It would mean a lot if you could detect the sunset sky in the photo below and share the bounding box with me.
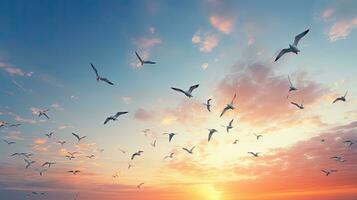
[1,0,357,199]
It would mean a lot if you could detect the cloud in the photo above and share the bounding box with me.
[209,15,234,34]
[33,138,47,145]
[134,37,162,50]
[51,102,63,111]
[8,112,36,124]
[192,32,219,53]
[328,17,357,42]
[134,108,155,121]
[201,63,209,70]
[121,96,133,104]
[4,131,24,141]
[322,8,334,21]
[0,62,33,77]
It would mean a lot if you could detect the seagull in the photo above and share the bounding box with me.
[208,129,218,142]
[11,153,20,157]
[66,155,75,160]
[131,150,144,160]
[3,139,16,145]
[164,152,175,160]
[90,63,114,85]
[232,139,239,144]
[86,155,95,159]
[163,133,177,142]
[223,119,234,133]
[203,98,212,112]
[104,111,128,125]
[72,132,86,142]
[331,156,346,162]
[112,172,120,179]
[333,91,348,104]
[35,168,47,176]
[171,84,199,98]
[248,152,260,157]
[45,132,54,138]
[291,100,304,109]
[142,129,151,136]
[150,139,156,147]
[38,109,50,119]
[67,170,81,175]
[118,148,126,154]
[137,182,145,189]
[135,51,156,66]
[67,151,78,157]
[343,140,355,148]
[57,140,66,146]
[9,123,21,127]
[220,94,236,117]
[254,133,263,140]
[274,29,310,62]
[182,146,195,154]
[42,162,56,168]
[24,159,35,169]
[321,169,338,176]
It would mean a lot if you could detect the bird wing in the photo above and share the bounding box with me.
[171,87,186,94]
[275,48,293,62]
[90,63,99,77]
[72,133,80,140]
[231,93,237,104]
[344,90,348,97]
[168,134,174,142]
[293,29,309,46]
[143,61,156,64]
[104,117,111,125]
[115,111,128,118]
[182,148,189,153]
[220,107,229,117]
[190,146,196,152]
[131,153,137,160]
[135,51,144,64]
[208,132,213,142]
[290,102,299,107]
[333,97,341,104]
[43,113,50,119]
[188,84,199,93]
[99,77,114,85]
[229,119,234,126]
[288,75,293,87]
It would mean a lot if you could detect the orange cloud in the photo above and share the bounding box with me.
[209,15,234,34]
[192,32,219,53]
[33,138,46,145]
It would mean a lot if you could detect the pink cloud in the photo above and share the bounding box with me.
[8,112,36,124]
[322,8,334,21]
[328,17,357,42]
[209,15,234,34]
[134,37,162,50]
[0,62,33,77]
[192,32,219,53]
[134,108,155,121]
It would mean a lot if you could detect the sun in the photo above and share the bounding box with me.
[196,184,223,200]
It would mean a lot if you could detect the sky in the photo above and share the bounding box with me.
[0,0,357,199]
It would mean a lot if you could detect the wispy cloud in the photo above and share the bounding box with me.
[209,15,234,34]
[0,62,33,77]
[328,17,357,42]
[192,31,219,53]
[134,108,156,121]
[8,112,36,124]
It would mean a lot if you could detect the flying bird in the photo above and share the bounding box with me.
[150,139,156,147]
[164,152,174,160]
[3,140,16,145]
[232,139,239,144]
[203,98,212,112]
[57,140,66,146]
[274,29,310,62]
[291,101,304,109]
[45,132,54,138]
[208,129,218,142]
[163,133,177,142]
[104,111,128,125]
[66,155,75,160]
[72,133,86,142]
[67,170,80,175]
[220,94,236,117]
[333,91,348,104]
[254,133,263,140]
[90,63,114,85]
[343,140,355,148]
[182,146,195,154]
[331,156,346,162]
[171,84,199,98]
[248,152,260,157]
[38,109,50,119]
[42,162,56,168]
[24,159,35,169]
[131,150,144,160]
[223,119,234,133]
[321,169,338,176]
[86,155,95,159]
[137,182,145,189]
[67,151,78,157]
[135,51,156,66]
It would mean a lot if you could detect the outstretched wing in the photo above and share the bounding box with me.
[115,111,128,118]
[288,75,293,87]
[293,29,309,46]
[332,97,341,104]
[275,48,293,62]
[104,117,111,125]
[229,119,234,126]
[72,133,80,141]
[143,61,156,64]
[90,63,99,77]
[290,102,299,107]
[43,113,50,119]
[220,107,229,117]
[231,93,237,104]
[182,147,189,153]
[135,51,144,65]
[188,84,199,93]
[344,90,348,97]
[99,77,114,85]
[171,87,186,94]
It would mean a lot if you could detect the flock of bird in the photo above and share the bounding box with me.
[0,28,355,199]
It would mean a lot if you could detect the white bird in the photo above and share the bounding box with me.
[57,140,66,146]
[291,100,304,109]
[67,151,78,157]
[131,150,144,160]
[3,139,16,145]
[24,159,35,169]
[135,51,156,66]
[223,119,234,133]
[90,63,114,85]
[150,139,156,147]
[203,98,212,112]
[333,91,348,104]
[104,112,128,125]
[274,29,310,62]
[42,162,56,168]
[67,170,80,175]
[207,129,218,142]
[137,182,145,189]
[171,84,199,98]
[163,133,177,142]
[35,168,47,176]
[331,156,346,162]
[72,133,86,142]
[254,133,263,140]
[321,169,338,176]
[343,140,355,148]
[248,152,260,157]
[45,132,54,138]
[38,109,50,119]
[220,94,236,117]
[182,146,195,154]
[164,152,174,160]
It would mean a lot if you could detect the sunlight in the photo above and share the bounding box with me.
[196,184,223,200]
